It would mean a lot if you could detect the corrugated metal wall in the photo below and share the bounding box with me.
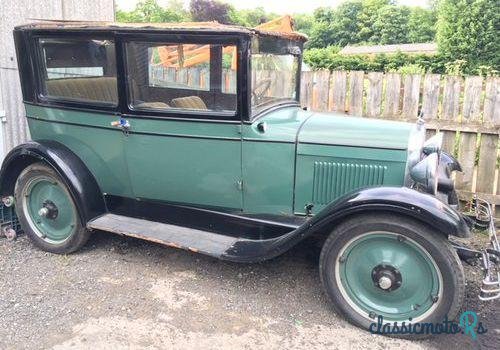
[0,0,115,160]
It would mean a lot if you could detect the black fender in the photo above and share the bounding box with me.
[222,187,471,263]
[0,140,105,224]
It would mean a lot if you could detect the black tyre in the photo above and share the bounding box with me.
[319,213,465,339]
[14,162,90,254]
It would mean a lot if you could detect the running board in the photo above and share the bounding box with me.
[87,214,239,257]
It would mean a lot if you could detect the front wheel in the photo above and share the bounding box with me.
[14,162,90,254]
[319,213,465,338]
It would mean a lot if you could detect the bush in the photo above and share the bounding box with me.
[303,47,497,76]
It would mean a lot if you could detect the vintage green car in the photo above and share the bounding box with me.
[1,21,498,337]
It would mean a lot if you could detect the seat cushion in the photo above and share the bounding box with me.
[170,96,207,110]
[135,101,170,109]
[45,77,118,103]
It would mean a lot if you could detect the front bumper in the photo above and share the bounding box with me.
[456,197,500,301]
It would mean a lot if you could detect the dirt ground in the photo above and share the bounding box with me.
[0,231,498,350]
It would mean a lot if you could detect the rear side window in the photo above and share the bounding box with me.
[125,41,237,116]
[37,38,118,106]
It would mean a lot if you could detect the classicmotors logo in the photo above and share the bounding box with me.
[369,311,488,339]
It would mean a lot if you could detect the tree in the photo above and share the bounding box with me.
[115,0,189,23]
[189,0,233,24]
[328,1,364,46]
[356,0,392,43]
[308,2,363,48]
[371,5,410,44]
[230,7,277,27]
[407,7,437,43]
[292,13,314,37]
[437,0,499,71]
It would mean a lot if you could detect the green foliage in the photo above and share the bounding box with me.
[116,0,189,23]
[292,13,315,38]
[229,7,278,27]
[437,0,499,71]
[407,6,436,43]
[372,5,410,44]
[392,64,426,75]
[304,47,449,73]
[444,59,467,76]
[190,0,233,24]
[356,0,392,43]
[306,0,438,48]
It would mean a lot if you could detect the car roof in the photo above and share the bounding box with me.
[15,20,308,42]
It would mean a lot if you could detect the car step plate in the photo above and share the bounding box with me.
[87,214,238,257]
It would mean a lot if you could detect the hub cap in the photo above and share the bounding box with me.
[22,176,77,244]
[335,232,442,322]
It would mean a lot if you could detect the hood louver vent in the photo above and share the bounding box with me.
[312,162,387,205]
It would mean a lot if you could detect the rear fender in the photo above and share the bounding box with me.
[0,140,105,224]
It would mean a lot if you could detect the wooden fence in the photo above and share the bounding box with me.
[300,70,500,214]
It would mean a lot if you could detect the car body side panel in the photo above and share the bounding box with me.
[25,104,133,198]
[294,144,408,214]
[242,107,311,214]
[124,118,243,210]
[298,112,413,149]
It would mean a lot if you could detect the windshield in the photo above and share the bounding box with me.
[251,39,300,116]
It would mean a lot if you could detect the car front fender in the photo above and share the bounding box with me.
[308,186,471,239]
[223,186,471,263]
[0,140,105,224]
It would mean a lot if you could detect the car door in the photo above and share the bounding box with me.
[119,34,243,211]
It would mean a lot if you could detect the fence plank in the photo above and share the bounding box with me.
[484,77,500,126]
[441,76,461,157]
[402,74,421,120]
[455,132,477,191]
[476,134,498,194]
[462,76,483,122]
[442,76,461,120]
[421,74,441,121]
[441,131,457,155]
[300,71,314,109]
[383,73,401,118]
[313,70,330,111]
[366,72,383,118]
[330,70,347,113]
[348,71,364,116]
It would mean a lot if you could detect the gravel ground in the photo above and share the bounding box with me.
[0,230,498,350]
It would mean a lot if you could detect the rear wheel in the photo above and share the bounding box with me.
[319,213,465,338]
[14,163,90,254]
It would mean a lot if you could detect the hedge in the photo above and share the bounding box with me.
[303,47,498,76]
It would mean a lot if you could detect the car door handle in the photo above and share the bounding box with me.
[111,118,130,135]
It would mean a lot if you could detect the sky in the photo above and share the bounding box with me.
[116,0,430,14]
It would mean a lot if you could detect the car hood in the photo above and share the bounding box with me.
[297,111,414,150]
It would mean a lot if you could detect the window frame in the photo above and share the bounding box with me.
[119,33,246,122]
[32,31,120,112]
[247,37,303,123]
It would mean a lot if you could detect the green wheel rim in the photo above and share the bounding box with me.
[22,175,77,244]
[335,232,442,322]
